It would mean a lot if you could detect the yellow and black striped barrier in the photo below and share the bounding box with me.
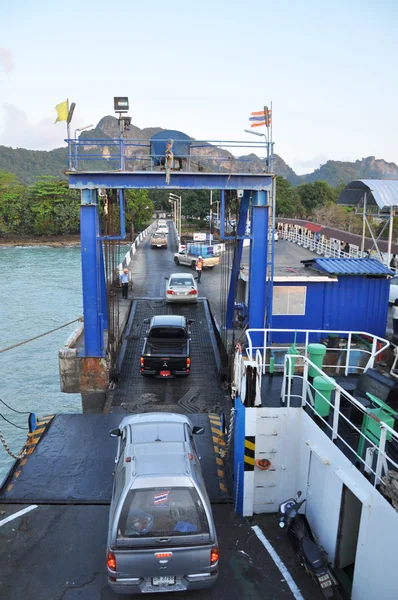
[209,414,229,494]
[244,436,255,471]
[6,416,54,493]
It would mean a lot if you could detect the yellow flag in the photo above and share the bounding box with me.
[54,100,68,123]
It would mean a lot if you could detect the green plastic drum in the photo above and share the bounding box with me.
[313,375,335,418]
[308,343,327,378]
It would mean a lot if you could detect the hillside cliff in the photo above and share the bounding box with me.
[0,116,396,187]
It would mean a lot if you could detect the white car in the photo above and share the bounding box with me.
[389,276,398,303]
[157,224,168,235]
[165,273,198,303]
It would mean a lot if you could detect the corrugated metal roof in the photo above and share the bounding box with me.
[338,179,398,209]
[301,257,394,275]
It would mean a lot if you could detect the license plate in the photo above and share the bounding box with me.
[160,370,171,377]
[157,244,162,247]
[152,576,175,586]
[319,575,332,588]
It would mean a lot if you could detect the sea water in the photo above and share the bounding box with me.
[0,245,126,484]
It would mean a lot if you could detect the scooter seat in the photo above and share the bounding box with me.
[301,537,326,571]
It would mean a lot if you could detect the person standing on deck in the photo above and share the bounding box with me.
[195,255,204,283]
[393,299,398,335]
[120,267,129,299]
[390,254,398,271]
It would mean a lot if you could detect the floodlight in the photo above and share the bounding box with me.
[114,97,129,112]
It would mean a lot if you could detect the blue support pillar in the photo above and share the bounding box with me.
[220,190,225,239]
[99,241,108,330]
[248,191,269,346]
[80,189,106,357]
[226,191,250,327]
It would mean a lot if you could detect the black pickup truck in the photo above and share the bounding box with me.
[140,315,194,378]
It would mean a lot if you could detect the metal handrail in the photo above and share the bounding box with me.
[245,328,389,376]
[282,353,398,488]
[66,137,273,173]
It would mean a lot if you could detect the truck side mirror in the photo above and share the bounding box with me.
[164,276,169,280]
[143,318,150,324]
[188,319,196,324]
[192,426,204,435]
[110,428,121,438]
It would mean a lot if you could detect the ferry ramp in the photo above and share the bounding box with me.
[0,225,326,600]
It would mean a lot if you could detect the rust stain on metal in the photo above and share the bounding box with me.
[80,357,109,392]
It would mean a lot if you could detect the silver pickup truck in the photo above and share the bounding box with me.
[174,250,220,269]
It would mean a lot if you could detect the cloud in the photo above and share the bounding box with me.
[291,154,329,175]
[0,103,68,150]
[0,48,14,74]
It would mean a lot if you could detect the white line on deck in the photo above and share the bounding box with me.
[251,525,305,600]
[0,505,38,527]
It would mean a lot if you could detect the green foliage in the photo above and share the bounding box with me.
[0,146,68,185]
[275,176,296,217]
[293,180,338,217]
[0,171,80,236]
[28,177,80,235]
[182,190,215,219]
[0,170,30,234]
[125,189,154,232]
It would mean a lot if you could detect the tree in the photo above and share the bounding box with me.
[28,176,80,235]
[294,180,338,216]
[124,189,154,232]
[0,170,30,235]
[275,176,296,217]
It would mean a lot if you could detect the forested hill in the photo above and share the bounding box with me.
[0,146,67,185]
[1,117,397,186]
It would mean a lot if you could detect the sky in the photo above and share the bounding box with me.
[0,0,397,175]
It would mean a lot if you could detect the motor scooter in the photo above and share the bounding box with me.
[279,491,338,598]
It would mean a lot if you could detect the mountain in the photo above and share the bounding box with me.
[0,146,68,185]
[0,116,397,187]
[301,156,398,187]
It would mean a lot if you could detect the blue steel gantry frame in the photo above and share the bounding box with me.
[70,171,273,358]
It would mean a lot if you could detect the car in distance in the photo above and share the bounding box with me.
[174,249,220,269]
[165,273,198,303]
[151,231,168,249]
[157,222,169,235]
[106,412,219,595]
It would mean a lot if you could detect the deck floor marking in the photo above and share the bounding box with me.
[251,525,305,600]
[0,505,38,527]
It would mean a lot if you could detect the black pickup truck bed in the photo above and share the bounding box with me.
[140,315,193,378]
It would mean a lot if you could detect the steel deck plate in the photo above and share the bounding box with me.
[0,413,230,503]
[112,298,230,414]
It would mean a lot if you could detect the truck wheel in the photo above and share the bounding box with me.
[174,257,180,265]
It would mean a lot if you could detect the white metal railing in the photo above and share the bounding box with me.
[280,230,397,268]
[282,353,398,489]
[281,231,355,258]
[245,328,389,377]
[117,221,158,273]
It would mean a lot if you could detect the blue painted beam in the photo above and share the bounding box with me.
[99,241,108,331]
[68,171,273,191]
[80,190,106,357]
[226,191,250,327]
[248,192,269,345]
